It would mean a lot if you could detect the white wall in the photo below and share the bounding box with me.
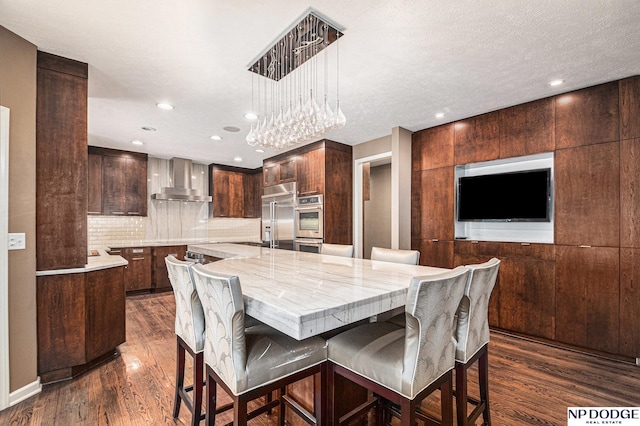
[364,163,391,258]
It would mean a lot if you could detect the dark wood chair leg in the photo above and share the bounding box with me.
[279,386,286,426]
[441,372,454,426]
[478,348,491,425]
[235,395,249,425]
[314,368,327,426]
[192,352,204,426]
[400,398,415,426]
[206,368,217,426]
[173,339,186,418]
[456,362,468,426]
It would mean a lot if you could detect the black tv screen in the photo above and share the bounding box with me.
[457,168,551,222]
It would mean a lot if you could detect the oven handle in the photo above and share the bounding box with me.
[295,206,323,211]
[295,239,324,246]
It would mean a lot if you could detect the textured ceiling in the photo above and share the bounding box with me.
[1,0,639,168]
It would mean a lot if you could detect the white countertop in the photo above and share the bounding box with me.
[193,244,448,340]
[36,249,128,276]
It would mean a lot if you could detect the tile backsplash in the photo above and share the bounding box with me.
[87,216,146,248]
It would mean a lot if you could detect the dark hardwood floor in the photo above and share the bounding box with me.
[1,292,639,425]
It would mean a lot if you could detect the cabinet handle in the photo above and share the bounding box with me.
[88,211,102,214]
[579,245,592,248]
[127,212,140,215]
[471,240,479,244]
[520,242,531,246]
[110,250,122,255]
[431,239,439,242]
[299,191,319,195]
[111,211,125,215]
[132,257,146,261]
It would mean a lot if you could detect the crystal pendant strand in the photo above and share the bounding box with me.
[246,12,345,151]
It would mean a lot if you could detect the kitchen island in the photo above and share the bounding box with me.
[187,243,447,339]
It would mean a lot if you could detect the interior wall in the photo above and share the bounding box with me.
[391,127,413,249]
[0,26,38,393]
[364,164,391,258]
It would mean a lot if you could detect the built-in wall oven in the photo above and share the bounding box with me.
[294,194,323,253]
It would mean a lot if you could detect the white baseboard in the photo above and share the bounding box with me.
[9,377,41,406]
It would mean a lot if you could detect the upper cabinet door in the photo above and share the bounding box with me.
[620,76,640,141]
[101,155,127,215]
[454,111,500,165]
[499,97,555,158]
[554,142,620,247]
[88,153,103,215]
[297,148,325,195]
[125,157,147,216]
[555,82,619,149]
[412,123,454,171]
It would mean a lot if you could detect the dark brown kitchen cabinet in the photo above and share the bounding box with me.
[412,123,455,171]
[297,148,325,196]
[555,81,620,149]
[554,142,620,247]
[499,97,555,158]
[263,157,297,186]
[414,167,454,241]
[621,138,640,248]
[496,243,556,340]
[152,245,187,292]
[620,76,640,140]
[620,248,640,357]
[110,247,152,293]
[88,146,148,216]
[555,245,619,354]
[88,153,103,215]
[36,51,88,271]
[412,239,454,269]
[37,266,125,383]
[210,165,262,218]
[454,110,500,165]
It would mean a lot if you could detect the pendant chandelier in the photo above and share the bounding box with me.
[246,9,345,151]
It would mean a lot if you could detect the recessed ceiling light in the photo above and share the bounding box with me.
[131,140,143,146]
[223,126,241,133]
[156,103,174,110]
[141,126,156,131]
[210,135,222,141]
[233,156,243,162]
[435,112,445,119]
[255,148,265,153]
[549,79,564,87]
[244,112,258,120]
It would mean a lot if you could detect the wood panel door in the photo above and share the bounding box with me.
[125,157,147,216]
[454,111,500,165]
[123,247,152,292]
[85,267,126,360]
[620,75,640,140]
[228,171,244,217]
[88,153,103,215]
[36,52,88,270]
[412,123,455,171]
[555,81,619,149]
[212,169,230,217]
[412,239,454,269]
[554,142,620,247]
[102,155,127,215]
[243,172,262,218]
[499,97,555,158]
[620,248,640,357]
[416,167,454,241]
[555,245,619,354]
[297,148,325,196]
[497,244,556,340]
[621,138,640,248]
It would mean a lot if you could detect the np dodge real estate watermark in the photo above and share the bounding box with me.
[568,407,640,425]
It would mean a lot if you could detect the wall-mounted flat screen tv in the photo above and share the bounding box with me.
[457,168,551,222]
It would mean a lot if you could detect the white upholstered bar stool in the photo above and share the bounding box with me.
[370,246,420,265]
[191,264,328,426]
[165,255,206,426]
[327,266,471,426]
[455,258,500,426]
[321,243,354,258]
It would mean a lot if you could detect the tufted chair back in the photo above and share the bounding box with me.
[191,264,248,395]
[165,255,205,353]
[370,246,420,265]
[402,266,470,397]
[455,258,500,363]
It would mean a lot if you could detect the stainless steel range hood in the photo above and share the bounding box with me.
[151,158,212,202]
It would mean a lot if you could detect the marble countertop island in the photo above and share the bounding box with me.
[189,244,447,340]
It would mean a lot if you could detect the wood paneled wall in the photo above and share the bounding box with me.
[412,75,640,359]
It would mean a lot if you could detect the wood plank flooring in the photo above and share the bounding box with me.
[1,292,639,425]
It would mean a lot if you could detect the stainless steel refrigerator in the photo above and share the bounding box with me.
[262,182,296,250]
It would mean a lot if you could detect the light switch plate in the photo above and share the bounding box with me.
[8,233,26,250]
